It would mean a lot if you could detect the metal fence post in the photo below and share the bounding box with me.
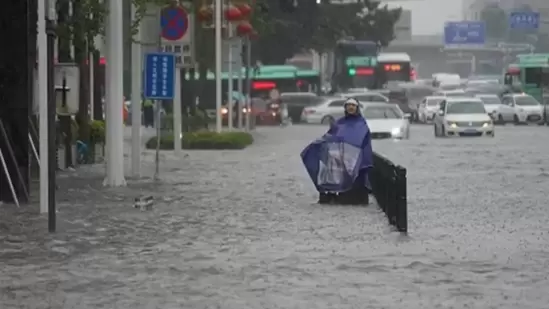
[395,166,407,233]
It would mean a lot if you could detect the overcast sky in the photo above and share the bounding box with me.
[385,0,464,35]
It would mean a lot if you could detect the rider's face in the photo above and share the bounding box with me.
[345,104,357,114]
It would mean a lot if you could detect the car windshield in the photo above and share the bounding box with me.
[427,98,442,106]
[363,106,402,119]
[515,96,540,106]
[478,96,501,105]
[445,92,466,97]
[446,101,486,114]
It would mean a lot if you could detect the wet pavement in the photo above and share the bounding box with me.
[1,124,549,309]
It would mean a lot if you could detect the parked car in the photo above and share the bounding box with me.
[337,91,389,104]
[497,94,544,125]
[361,103,410,139]
[474,94,502,121]
[434,89,468,97]
[280,92,322,123]
[300,97,363,124]
[418,96,444,123]
[433,97,494,137]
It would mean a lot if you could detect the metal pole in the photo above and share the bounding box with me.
[104,0,126,186]
[237,38,243,129]
[131,3,142,176]
[155,100,161,179]
[173,69,182,155]
[245,37,251,131]
[89,52,94,120]
[38,0,49,214]
[0,149,19,208]
[61,76,72,168]
[46,16,57,233]
[215,0,223,133]
[227,24,234,131]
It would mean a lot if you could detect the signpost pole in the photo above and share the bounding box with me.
[104,0,126,187]
[237,38,243,129]
[131,2,142,177]
[215,0,223,133]
[143,53,175,179]
[173,68,182,155]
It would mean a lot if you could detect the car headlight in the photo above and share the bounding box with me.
[518,108,525,112]
[391,127,402,136]
[482,121,492,127]
[448,122,457,128]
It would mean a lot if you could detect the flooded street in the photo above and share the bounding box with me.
[1,124,549,309]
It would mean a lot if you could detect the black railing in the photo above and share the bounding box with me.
[370,152,407,233]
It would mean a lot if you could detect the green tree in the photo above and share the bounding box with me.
[480,3,507,40]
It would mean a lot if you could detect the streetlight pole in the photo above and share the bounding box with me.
[215,0,223,133]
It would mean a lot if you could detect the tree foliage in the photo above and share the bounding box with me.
[251,0,402,64]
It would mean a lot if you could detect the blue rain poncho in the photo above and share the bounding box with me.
[301,110,373,193]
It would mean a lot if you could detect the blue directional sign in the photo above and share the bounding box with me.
[444,21,486,45]
[144,53,175,100]
[509,12,539,30]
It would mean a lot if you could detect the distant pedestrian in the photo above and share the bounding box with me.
[143,98,154,127]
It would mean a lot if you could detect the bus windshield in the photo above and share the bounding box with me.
[378,62,411,83]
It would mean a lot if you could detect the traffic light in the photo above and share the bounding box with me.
[348,68,356,75]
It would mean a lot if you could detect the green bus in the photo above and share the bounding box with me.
[183,65,320,108]
[504,53,549,103]
[331,40,379,91]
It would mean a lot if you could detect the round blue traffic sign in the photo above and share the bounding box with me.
[160,6,189,41]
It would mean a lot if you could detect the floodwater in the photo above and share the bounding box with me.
[1,125,548,309]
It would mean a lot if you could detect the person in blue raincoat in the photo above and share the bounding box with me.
[301,98,373,204]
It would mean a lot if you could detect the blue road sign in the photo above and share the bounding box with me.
[444,21,486,45]
[144,53,175,100]
[509,12,539,29]
[160,6,189,41]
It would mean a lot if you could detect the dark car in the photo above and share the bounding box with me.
[396,83,436,122]
[280,92,323,123]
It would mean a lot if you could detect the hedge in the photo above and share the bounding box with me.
[145,131,254,150]
[161,110,211,132]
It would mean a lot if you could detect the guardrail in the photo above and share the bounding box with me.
[370,152,408,233]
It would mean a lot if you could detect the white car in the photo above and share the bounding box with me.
[301,97,365,124]
[434,89,467,97]
[418,96,444,123]
[338,92,389,104]
[497,94,544,124]
[433,97,494,137]
[362,103,410,139]
[474,94,502,120]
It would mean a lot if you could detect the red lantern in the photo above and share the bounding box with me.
[225,5,242,21]
[236,4,252,18]
[198,6,213,22]
[236,21,253,36]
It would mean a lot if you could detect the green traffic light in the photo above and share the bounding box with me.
[348,68,356,75]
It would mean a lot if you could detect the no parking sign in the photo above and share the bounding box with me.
[160,5,195,68]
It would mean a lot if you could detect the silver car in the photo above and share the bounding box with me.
[300,97,364,124]
[418,96,444,123]
[474,94,502,121]
[337,92,389,104]
[433,97,494,137]
[362,103,410,139]
[498,94,544,124]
